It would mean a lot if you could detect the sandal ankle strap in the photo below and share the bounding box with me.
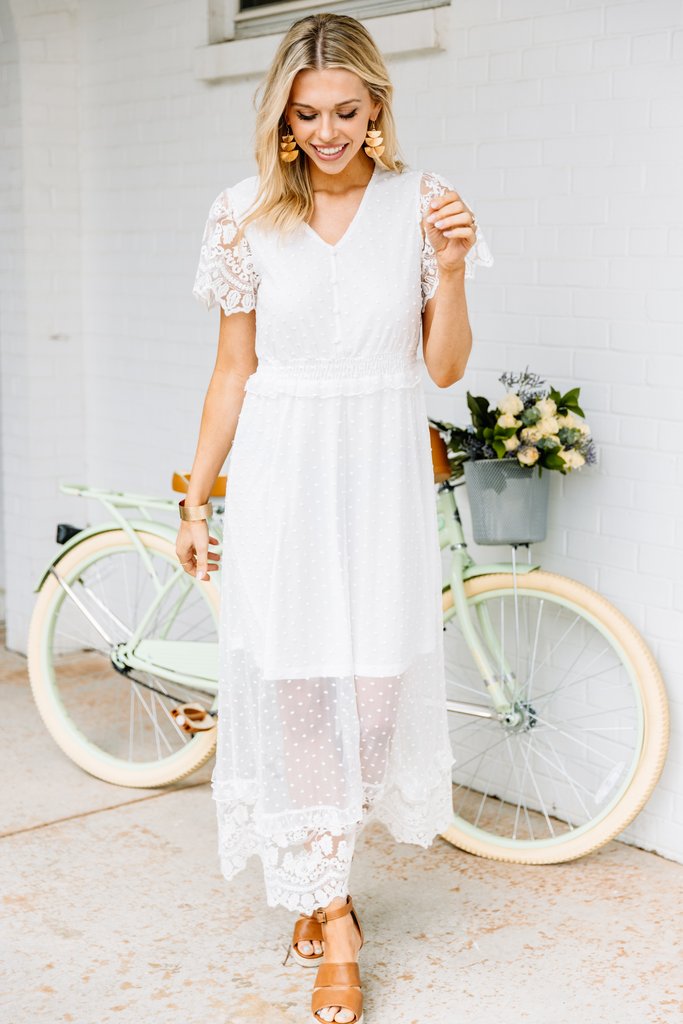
[313,894,354,925]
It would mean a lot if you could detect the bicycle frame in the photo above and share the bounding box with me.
[437,480,541,718]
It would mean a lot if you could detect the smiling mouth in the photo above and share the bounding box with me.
[311,143,348,155]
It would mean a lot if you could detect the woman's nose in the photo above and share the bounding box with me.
[317,118,338,140]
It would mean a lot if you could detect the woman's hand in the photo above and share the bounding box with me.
[422,189,477,274]
[175,519,221,581]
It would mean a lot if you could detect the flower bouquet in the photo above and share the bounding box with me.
[429,368,596,480]
[429,369,597,545]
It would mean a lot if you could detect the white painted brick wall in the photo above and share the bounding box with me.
[0,0,681,860]
[424,0,683,863]
[0,0,87,646]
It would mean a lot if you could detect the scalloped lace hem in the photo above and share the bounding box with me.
[192,281,256,317]
[211,758,455,913]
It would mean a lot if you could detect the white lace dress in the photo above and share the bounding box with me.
[192,164,493,914]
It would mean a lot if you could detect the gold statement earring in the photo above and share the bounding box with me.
[279,121,299,162]
[364,119,384,158]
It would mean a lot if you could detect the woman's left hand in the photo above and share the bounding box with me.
[422,190,477,274]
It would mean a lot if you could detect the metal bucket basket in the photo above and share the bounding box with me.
[463,458,550,545]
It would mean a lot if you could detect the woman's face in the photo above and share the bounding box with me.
[284,67,381,175]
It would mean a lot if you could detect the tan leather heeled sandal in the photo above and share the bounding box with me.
[310,895,364,1024]
[286,912,325,967]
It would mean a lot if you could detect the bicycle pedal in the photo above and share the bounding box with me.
[170,703,216,733]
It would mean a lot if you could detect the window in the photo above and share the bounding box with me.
[196,0,450,82]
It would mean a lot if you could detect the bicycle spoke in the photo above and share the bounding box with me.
[529,709,631,769]
[522,610,583,683]
[523,598,544,701]
[447,716,488,736]
[130,681,175,756]
[555,706,636,725]
[452,730,514,786]
[507,733,536,840]
[531,650,619,706]
[443,670,493,701]
[528,734,590,824]
[516,734,557,837]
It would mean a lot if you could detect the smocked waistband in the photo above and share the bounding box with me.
[243,353,422,398]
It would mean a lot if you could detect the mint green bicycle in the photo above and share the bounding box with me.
[28,435,669,863]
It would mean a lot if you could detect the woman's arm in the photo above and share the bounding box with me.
[176,307,257,580]
[419,180,479,389]
[421,264,472,388]
[186,307,257,504]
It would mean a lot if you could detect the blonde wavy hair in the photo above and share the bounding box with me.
[237,12,407,241]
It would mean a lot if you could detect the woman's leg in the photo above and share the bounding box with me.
[294,831,352,958]
[267,676,359,925]
[295,676,400,1020]
[355,672,402,806]
[269,671,399,1020]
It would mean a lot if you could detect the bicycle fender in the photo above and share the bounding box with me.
[33,520,179,593]
[462,561,541,581]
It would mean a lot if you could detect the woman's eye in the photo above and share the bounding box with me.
[295,110,358,121]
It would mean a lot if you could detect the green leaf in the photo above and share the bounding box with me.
[544,452,566,472]
[467,392,491,434]
[556,387,585,417]
[560,386,581,405]
[492,438,506,458]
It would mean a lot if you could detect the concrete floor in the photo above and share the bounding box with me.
[2,627,682,1024]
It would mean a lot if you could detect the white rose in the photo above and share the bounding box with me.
[559,448,585,470]
[573,411,593,436]
[559,411,591,435]
[521,425,542,444]
[504,434,520,451]
[536,398,557,418]
[537,415,560,436]
[497,412,521,429]
[517,446,539,466]
[497,392,524,416]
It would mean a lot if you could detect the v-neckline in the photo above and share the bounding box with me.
[304,162,379,252]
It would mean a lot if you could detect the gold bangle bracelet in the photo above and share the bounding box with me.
[179,498,213,522]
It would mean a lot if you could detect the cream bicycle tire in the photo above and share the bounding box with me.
[441,570,669,863]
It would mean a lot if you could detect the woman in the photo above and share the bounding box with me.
[182,12,493,1023]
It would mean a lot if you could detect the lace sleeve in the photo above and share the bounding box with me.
[419,171,494,312]
[192,188,260,316]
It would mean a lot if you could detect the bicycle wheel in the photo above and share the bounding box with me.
[28,530,220,788]
[441,570,669,862]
